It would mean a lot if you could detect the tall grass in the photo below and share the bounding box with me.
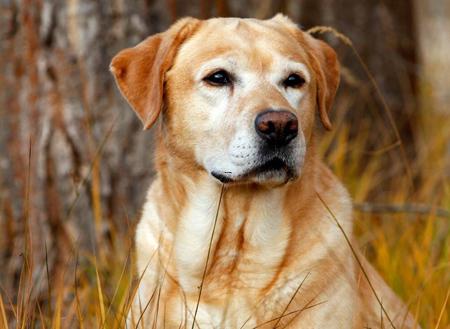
[320,109,450,328]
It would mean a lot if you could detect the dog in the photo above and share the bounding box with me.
[111,15,419,329]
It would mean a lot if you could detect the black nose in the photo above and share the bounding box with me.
[255,109,298,146]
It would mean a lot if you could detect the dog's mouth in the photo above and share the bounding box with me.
[212,157,296,184]
[250,157,289,174]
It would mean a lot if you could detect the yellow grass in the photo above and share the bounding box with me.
[320,110,450,328]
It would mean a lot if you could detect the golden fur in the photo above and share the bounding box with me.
[111,15,419,328]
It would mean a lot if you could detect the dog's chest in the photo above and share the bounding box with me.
[173,186,291,294]
[142,182,299,327]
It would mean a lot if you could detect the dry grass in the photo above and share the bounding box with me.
[320,111,450,328]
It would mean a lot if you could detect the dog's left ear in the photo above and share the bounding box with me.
[304,34,340,130]
[110,18,200,129]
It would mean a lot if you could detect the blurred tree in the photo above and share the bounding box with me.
[415,0,450,115]
[0,0,420,298]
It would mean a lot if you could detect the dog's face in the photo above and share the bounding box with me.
[111,15,339,187]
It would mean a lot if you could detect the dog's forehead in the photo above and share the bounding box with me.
[176,17,311,69]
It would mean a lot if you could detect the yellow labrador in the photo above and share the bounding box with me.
[111,15,419,329]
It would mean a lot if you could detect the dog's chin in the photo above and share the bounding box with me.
[211,158,299,187]
[248,170,294,188]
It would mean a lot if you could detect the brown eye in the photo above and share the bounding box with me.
[284,73,305,88]
[204,70,232,86]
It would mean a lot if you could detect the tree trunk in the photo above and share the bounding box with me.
[415,0,450,115]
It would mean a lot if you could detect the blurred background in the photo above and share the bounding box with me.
[0,0,449,328]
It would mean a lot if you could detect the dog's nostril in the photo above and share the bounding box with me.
[285,119,298,135]
[257,120,274,134]
[255,109,298,146]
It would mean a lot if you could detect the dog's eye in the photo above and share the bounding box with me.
[283,73,305,88]
[204,70,232,86]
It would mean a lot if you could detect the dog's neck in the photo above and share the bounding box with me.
[152,135,325,293]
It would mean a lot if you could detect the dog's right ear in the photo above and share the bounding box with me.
[304,35,340,131]
[110,18,200,130]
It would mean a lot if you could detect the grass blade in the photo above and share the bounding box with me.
[191,184,225,329]
[316,191,396,329]
[0,294,9,329]
[95,266,106,326]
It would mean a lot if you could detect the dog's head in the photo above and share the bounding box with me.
[111,15,339,187]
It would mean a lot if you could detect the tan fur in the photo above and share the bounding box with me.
[111,15,419,329]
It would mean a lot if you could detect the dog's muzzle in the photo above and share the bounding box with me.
[212,109,300,185]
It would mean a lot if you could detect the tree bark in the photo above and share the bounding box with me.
[415,0,450,114]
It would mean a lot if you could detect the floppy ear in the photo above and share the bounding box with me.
[305,35,340,130]
[110,18,200,129]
